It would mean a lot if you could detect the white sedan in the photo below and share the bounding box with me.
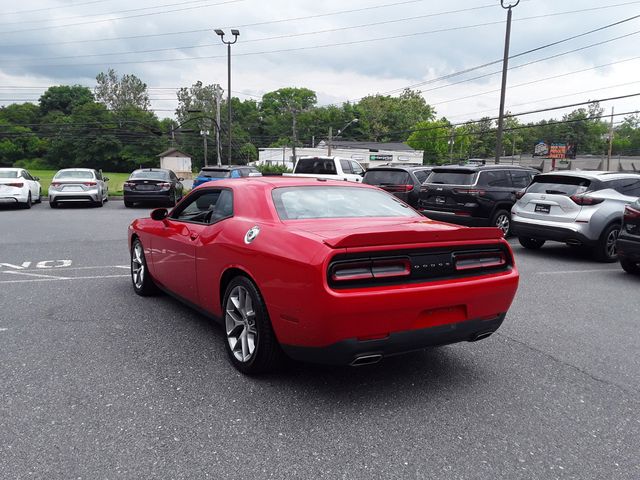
[0,168,42,208]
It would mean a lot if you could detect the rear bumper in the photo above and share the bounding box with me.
[50,189,101,203]
[281,314,505,365]
[511,219,597,246]
[420,209,489,227]
[617,235,640,262]
[124,191,171,202]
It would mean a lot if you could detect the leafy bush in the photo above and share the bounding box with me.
[13,158,55,170]
[255,163,292,174]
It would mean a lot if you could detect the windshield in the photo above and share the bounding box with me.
[272,186,420,220]
[130,170,169,180]
[0,171,19,178]
[54,170,94,180]
[428,170,477,185]
[527,175,591,196]
[295,158,337,174]
[199,169,230,178]
[363,170,411,185]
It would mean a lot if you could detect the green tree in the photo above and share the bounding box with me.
[39,85,94,116]
[407,119,451,164]
[95,69,151,112]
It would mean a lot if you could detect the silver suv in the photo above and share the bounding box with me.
[511,171,640,262]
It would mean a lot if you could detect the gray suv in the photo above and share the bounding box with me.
[511,171,640,261]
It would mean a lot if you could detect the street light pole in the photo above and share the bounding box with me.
[495,0,520,165]
[215,28,239,166]
[328,118,358,156]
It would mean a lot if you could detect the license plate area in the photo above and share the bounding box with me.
[535,204,550,214]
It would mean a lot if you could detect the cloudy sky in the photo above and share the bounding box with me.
[1,0,640,125]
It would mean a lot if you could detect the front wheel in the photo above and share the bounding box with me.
[22,192,32,209]
[518,237,545,249]
[124,200,134,208]
[223,276,282,374]
[35,189,42,203]
[593,223,620,263]
[620,257,640,274]
[131,239,159,296]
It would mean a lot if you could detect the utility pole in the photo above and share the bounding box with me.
[214,85,223,167]
[201,130,209,167]
[291,110,298,161]
[449,128,455,161]
[495,0,520,164]
[607,106,615,170]
[327,126,333,156]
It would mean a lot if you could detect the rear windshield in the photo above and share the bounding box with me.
[363,170,411,185]
[130,170,168,180]
[428,170,477,186]
[0,171,19,178]
[295,158,337,175]
[527,175,591,196]
[54,170,94,180]
[272,186,420,220]
[199,169,230,178]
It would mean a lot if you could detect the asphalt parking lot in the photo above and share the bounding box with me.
[1,201,639,479]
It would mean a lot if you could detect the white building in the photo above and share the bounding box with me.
[157,148,193,178]
[257,141,423,170]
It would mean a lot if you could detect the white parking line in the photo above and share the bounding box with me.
[0,328,8,332]
[536,268,621,275]
[0,274,129,285]
[3,270,70,280]
[2,265,129,272]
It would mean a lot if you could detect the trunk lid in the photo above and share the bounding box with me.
[515,174,591,223]
[419,169,479,212]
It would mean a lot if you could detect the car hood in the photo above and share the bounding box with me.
[286,217,503,248]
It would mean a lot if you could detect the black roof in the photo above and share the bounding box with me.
[431,165,538,172]
[366,165,432,172]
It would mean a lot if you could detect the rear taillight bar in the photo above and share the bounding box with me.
[570,194,604,206]
[83,181,97,186]
[453,251,506,271]
[382,184,414,193]
[330,258,411,282]
[6,182,24,188]
[453,188,485,196]
[515,190,526,199]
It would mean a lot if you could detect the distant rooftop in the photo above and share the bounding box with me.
[315,140,416,152]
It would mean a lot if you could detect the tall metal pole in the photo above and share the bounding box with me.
[202,131,208,167]
[227,42,232,166]
[215,85,222,167]
[607,106,615,170]
[495,0,520,164]
[327,126,333,156]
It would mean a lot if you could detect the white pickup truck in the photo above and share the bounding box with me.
[284,156,365,182]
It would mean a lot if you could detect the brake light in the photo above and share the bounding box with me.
[453,251,506,271]
[453,188,485,196]
[515,190,526,199]
[160,182,171,188]
[570,194,604,206]
[6,182,24,188]
[83,181,97,186]
[330,258,411,282]
[624,205,640,220]
[50,182,61,186]
[382,184,414,193]
[123,182,134,187]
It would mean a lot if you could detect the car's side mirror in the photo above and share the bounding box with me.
[150,208,168,221]
[103,176,110,182]
[178,177,184,181]
[34,176,40,181]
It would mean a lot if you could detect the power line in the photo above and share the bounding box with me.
[0,0,244,35]
[4,0,113,16]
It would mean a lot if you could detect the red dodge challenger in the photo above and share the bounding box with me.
[128,177,519,374]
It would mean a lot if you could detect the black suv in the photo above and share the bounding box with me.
[363,165,432,208]
[617,197,640,274]
[418,165,538,235]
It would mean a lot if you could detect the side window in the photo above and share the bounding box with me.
[95,170,102,181]
[340,159,353,174]
[413,170,429,184]
[611,178,640,196]
[230,169,241,178]
[479,170,510,187]
[350,161,364,175]
[21,170,30,180]
[510,171,532,189]
[171,190,233,224]
[169,171,177,181]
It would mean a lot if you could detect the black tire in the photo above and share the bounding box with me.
[95,194,104,208]
[49,200,58,208]
[22,192,32,209]
[518,237,545,249]
[491,209,511,237]
[593,223,620,263]
[620,257,640,274]
[35,189,42,203]
[168,190,177,207]
[222,276,282,374]
[130,238,159,296]
[124,200,134,208]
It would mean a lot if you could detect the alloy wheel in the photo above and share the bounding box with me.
[606,227,619,259]
[225,285,258,363]
[495,214,510,236]
[131,242,145,289]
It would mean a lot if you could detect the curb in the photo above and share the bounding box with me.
[41,196,124,202]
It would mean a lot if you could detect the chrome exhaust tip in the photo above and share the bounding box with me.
[350,354,383,366]
[470,330,495,342]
